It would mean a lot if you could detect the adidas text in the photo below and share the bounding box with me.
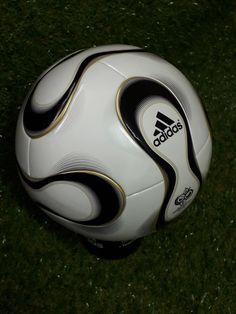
[153,122,183,147]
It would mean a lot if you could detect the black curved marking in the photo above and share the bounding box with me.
[24,49,85,134]
[24,48,145,135]
[19,168,122,226]
[118,79,202,227]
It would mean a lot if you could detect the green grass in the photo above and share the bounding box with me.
[0,0,236,313]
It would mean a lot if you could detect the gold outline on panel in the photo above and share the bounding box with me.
[29,57,107,139]
[70,169,126,216]
[69,170,126,227]
[115,76,169,207]
[19,168,126,227]
[115,76,200,221]
[115,77,141,132]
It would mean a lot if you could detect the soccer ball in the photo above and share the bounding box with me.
[15,44,212,244]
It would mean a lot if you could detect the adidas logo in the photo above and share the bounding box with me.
[153,111,183,147]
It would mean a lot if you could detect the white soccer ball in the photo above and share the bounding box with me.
[15,44,212,242]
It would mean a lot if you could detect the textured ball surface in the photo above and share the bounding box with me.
[15,44,212,242]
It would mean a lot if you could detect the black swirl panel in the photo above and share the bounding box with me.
[23,48,144,137]
[18,168,125,226]
[117,78,202,226]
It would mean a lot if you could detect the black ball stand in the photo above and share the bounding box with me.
[83,237,142,259]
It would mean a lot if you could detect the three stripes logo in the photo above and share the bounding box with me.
[153,111,183,147]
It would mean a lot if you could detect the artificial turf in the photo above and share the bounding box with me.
[0,0,235,313]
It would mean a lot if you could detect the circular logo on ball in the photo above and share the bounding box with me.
[174,187,194,209]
